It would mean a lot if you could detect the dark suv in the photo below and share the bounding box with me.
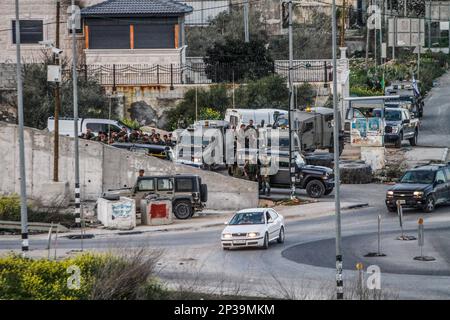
[386,163,450,213]
[254,150,334,198]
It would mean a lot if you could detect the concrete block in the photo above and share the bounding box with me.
[361,146,385,171]
[35,181,70,207]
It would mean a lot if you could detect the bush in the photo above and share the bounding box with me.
[0,195,21,221]
[0,249,164,300]
[0,195,76,228]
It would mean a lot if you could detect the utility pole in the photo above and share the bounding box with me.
[244,0,249,42]
[15,0,29,255]
[288,0,296,200]
[332,0,343,300]
[70,0,83,250]
[340,0,346,47]
[53,0,61,182]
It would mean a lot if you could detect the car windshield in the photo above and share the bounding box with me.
[228,212,265,225]
[385,110,402,121]
[400,171,435,184]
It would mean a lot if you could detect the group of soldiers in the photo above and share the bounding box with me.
[228,160,271,196]
[80,127,174,147]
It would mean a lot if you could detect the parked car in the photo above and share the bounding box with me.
[47,117,129,137]
[385,163,450,213]
[385,81,424,117]
[221,208,285,250]
[266,150,334,198]
[374,107,419,148]
[112,174,208,219]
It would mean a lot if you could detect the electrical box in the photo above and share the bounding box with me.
[47,65,61,83]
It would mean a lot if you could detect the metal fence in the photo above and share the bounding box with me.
[66,59,333,87]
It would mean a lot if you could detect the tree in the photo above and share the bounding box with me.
[234,75,289,110]
[165,85,230,130]
[268,11,332,60]
[204,38,274,82]
[8,59,112,130]
[186,9,268,57]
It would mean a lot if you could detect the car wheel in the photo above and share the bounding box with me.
[387,205,397,213]
[173,200,193,219]
[277,227,285,244]
[324,188,333,196]
[423,195,435,213]
[306,180,326,198]
[395,133,403,148]
[409,131,418,146]
[262,232,269,249]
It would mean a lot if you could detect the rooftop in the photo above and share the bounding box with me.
[81,0,193,17]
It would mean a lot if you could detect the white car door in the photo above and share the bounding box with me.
[266,210,279,241]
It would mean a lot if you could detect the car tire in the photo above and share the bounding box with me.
[324,188,334,196]
[395,133,403,148]
[277,227,285,244]
[409,131,418,146]
[423,195,436,213]
[305,179,326,198]
[173,200,193,219]
[387,205,397,213]
[262,232,269,249]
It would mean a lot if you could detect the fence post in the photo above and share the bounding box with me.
[157,65,160,84]
[170,64,174,90]
[84,64,87,82]
[324,61,328,83]
[272,61,276,74]
[112,64,116,92]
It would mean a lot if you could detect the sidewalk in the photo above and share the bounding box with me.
[20,201,368,240]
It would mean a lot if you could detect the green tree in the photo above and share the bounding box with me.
[165,85,230,130]
[186,9,268,57]
[235,75,288,110]
[204,38,274,82]
[8,60,112,130]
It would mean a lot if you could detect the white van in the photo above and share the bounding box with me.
[47,117,128,137]
[224,108,287,128]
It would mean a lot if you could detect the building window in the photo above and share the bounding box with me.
[89,24,130,49]
[12,20,43,44]
[134,24,175,49]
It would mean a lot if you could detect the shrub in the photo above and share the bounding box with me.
[0,195,21,221]
[0,249,163,300]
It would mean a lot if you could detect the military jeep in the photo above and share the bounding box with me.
[129,174,208,220]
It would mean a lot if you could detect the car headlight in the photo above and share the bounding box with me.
[247,232,260,238]
[391,127,399,134]
[222,233,232,239]
[387,191,394,197]
[413,191,424,197]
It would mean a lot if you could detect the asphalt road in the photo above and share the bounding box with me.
[1,184,449,299]
[418,72,450,148]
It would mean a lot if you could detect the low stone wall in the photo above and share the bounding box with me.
[0,122,258,211]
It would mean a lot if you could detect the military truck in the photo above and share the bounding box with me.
[385,81,424,118]
[110,174,208,220]
[275,107,345,155]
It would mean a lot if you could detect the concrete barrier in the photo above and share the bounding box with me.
[0,122,258,211]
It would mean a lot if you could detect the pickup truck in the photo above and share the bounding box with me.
[375,107,419,148]
[47,117,129,137]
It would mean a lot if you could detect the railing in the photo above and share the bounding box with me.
[64,59,333,87]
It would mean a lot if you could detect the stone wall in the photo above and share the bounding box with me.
[0,122,258,211]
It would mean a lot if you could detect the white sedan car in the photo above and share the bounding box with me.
[221,208,285,250]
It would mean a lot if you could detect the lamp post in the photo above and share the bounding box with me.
[332,0,343,300]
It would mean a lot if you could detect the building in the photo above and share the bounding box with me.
[0,0,193,65]
[81,0,193,65]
